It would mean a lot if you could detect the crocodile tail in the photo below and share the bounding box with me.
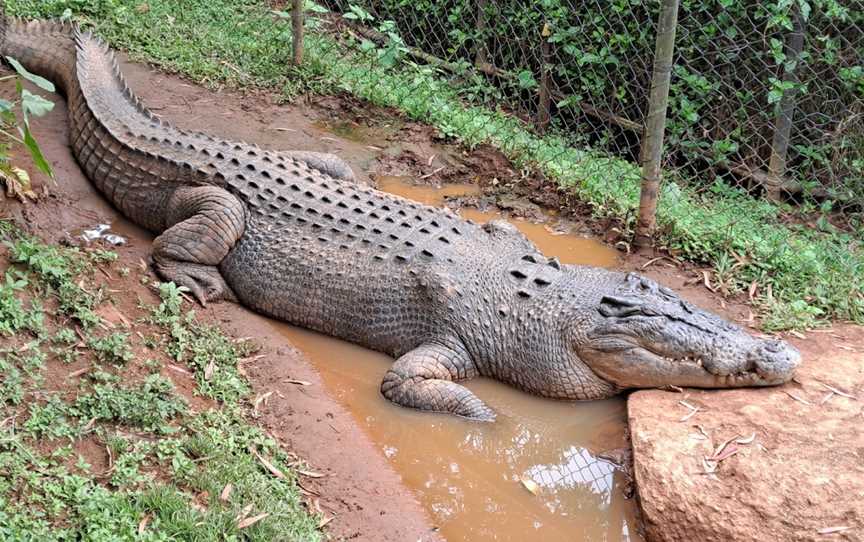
[0,13,78,96]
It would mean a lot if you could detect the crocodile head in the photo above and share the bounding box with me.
[574,272,800,391]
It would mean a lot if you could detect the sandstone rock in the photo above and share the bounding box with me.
[629,328,864,542]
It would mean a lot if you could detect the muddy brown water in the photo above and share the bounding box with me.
[272,179,640,541]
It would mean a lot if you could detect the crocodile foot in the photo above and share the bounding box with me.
[380,342,495,421]
[153,260,237,306]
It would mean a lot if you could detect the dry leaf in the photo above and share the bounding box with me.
[203,361,216,381]
[694,425,711,440]
[520,476,539,495]
[713,442,739,462]
[284,379,312,386]
[220,483,233,502]
[298,469,325,478]
[251,448,285,479]
[138,514,151,535]
[784,391,813,406]
[237,512,269,529]
[679,408,700,422]
[710,435,740,460]
[735,433,756,445]
[235,503,254,522]
[254,391,274,414]
[817,526,851,535]
[819,383,857,400]
[318,516,335,529]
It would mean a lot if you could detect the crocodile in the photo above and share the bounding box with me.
[1,15,800,421]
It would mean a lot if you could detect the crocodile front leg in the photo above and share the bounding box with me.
[380,342,495,421]
[152,186,245,305]
[277,151,356,182]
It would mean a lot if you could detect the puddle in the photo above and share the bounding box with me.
[376,176,620,268]
[272,178,639,541]
[274,324,639,542]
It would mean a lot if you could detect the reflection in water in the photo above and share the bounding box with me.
[272,179,639,541]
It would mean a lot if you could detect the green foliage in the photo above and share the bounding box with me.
[152,282,253,402]
[0,225,320,540]
[4,233,100,327]
[0,270,43,335]
[336,0,864,207]
[0,55,56,197]
[88,331,134,365]
[73,374,187,433]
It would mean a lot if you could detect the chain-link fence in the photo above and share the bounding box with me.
[302,0,863,221]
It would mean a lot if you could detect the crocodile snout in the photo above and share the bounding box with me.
[748,339,801,382]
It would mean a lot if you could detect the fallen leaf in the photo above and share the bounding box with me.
[138,514,151,535]
[713,442,739,462]
[254,391,274,414]
[710,434,740,460]
[251,448,285,479]
[284,379,312,386]
[238,512,269,529]
[203,361,216,381]
[298,469,325,478]
[748,280,759,300]
[735,433,756,445]
[520,476,539,495]
[220,483,233,502]
[235,503,254,522]
[817,526,851,535]
[694,425,711,440]
[784,391,813,406]
[318,516,335,529]
[67,366,91,379]
[679,408,700,422]
[819,382,857,400]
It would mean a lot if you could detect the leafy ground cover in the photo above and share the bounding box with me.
[0,220,323,541]
[6,0,863,331]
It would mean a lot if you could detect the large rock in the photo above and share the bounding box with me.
[629,327,864,542]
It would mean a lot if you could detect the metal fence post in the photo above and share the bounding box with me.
[635,0,680,248]
[765,5,805,201]
[292,0,304,66]
[536,21,552,133]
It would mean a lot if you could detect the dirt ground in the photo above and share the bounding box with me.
[3,54,861,541]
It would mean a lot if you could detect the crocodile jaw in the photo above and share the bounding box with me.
[579,344,799,390]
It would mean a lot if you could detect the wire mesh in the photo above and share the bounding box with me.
[312,0,863,219]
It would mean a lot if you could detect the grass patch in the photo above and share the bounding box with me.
[6,0,863,329]
[0,220,322,541]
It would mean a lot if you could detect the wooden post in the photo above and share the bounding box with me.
[473,0,489,68]
[292,0,304,66]
[536,21,552,133]
[634,0,680,248]
[765,5,805,201]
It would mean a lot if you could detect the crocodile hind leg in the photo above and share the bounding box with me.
[380,342,495,421]
[152,186,245,305]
